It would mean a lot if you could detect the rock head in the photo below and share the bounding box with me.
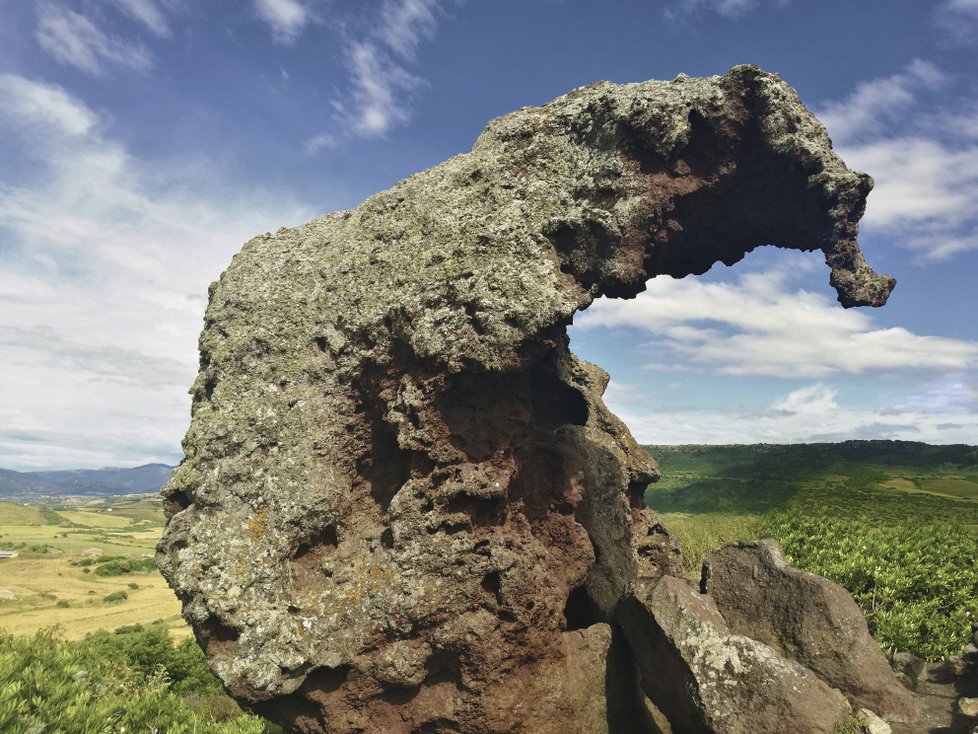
[158,65,896,733]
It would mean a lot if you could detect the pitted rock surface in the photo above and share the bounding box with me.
[158,65,894,734]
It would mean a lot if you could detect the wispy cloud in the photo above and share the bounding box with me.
[35,3,154,74]
[0,75,312,470]
[607,387,978,446]
[377,0,440,59]
[663,0,789,22]
[773,384,838,415]
[0,73,98,136]
[816,59,946,144]
[341,39,423,136]
[576,259,978,379]
[934,0,978,42]
[254,0,313,44]
[815,60,978,260]
[106,0,172,38]
[307,0,442,146]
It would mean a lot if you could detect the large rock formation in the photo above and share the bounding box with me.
[158,65,896,733]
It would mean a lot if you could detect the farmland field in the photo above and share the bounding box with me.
[0,495,186,640]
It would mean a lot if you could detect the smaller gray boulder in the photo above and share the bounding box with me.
[702,539,917,723]
[617,575,850,734]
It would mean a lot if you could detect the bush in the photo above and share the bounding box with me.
[93,558,157,577]
[0,629,274,733]
[55,600,69,608]
[103,591,128,604]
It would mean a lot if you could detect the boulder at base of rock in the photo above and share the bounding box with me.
[617,575,850,734]
[702,540,917,723]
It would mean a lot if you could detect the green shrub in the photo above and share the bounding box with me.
[0,629,274,733]
[56,600,69,608]
[103,591,128,604]
[93,558,157,577]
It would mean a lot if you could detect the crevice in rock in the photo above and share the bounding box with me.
[481,571,503,606]
[292,525,339,570]
[413,719,462,734]
[357,414,411,513]
[198,616,240,660]
[528,360,588,429]
[626,480,647,510]
[302,665,352,695]
[423,649,463,689]
[163,489,190,517]
[604,624,667,734]
[444,494,506,528]
[563,585,598,631]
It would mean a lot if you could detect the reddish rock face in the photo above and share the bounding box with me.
[158,66,894,733]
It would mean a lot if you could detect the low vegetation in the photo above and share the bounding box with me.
[0,623,279,733]
[646,441,978,659]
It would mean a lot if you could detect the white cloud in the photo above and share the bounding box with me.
[378,0,439,59]
[0,74,98,137]
[309,0,443,144]
[0,75,313,470]
[304,131,338,154]
[773,384,838,415]
[576,262,978,378]
[814,60,978,259]
[106,0,172,37]
[935,0,978,41]
[663,0,792,22]
[841,137,978,259]
[254,0,312,44]
[343,40,421,136]
[615,399,978,446]
[35,3,153,75]
[816,59,946,144]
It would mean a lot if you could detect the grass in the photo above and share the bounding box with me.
[0,494,187,640]
[0,501,51,526]
[657,512,760,577]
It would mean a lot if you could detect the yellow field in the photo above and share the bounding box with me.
[0,496,189,640]
[879,474,978,501]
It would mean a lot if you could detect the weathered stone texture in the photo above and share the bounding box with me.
[702,539,917,722]
[159,65,894,733]
[618,575,851,734]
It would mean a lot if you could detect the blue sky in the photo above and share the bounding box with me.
[1,0,976,470]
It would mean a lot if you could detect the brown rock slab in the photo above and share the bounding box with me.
[617,575,850,734]
[702,539,918,723]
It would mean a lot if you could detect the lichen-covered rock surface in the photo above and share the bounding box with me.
[158,65,895,734]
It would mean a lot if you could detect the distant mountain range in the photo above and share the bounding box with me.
[0,463,175,499]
